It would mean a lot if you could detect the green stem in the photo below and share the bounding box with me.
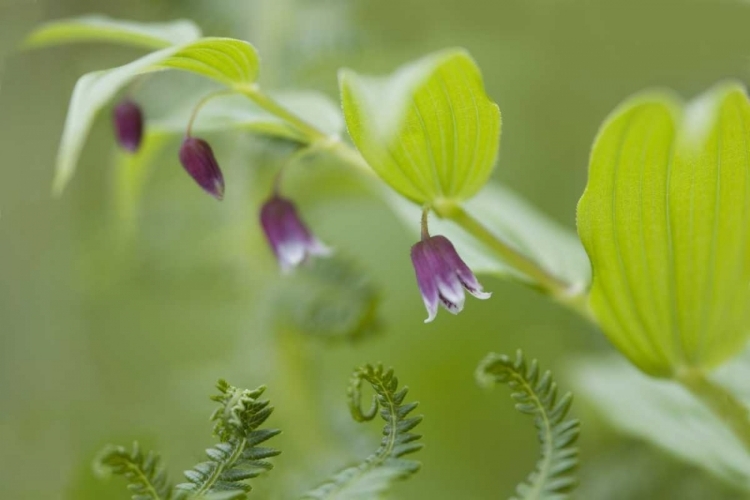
[186,89,238,137]
[236,84,328,143]
[677,369,750,453]
[436,204,594,321]
[275,327,340,458]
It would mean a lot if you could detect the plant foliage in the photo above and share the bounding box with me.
[95,381,280,500]
[301,364,423,499]
[476,350,580,500]
[95,442,174,500]
[340,48,500,205]
[175,381,281,498]
[577,82,750,376]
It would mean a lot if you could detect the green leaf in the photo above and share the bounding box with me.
[477,350,580,500]
[94,442,173,500]
[50,37,259,194]
[340,48,500,205]
[24,15,202,50]
[571,351,750,491]
[577,81,750,376]
[388,182,591,289]
[301,364,423,500]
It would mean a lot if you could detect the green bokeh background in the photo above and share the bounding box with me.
[1,0,748,498]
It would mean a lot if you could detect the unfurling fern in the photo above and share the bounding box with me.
[175,381,281,498]
[95,380,280,500]
[301,364,424,499]
[476,350,580,500]
[95,442,173,500]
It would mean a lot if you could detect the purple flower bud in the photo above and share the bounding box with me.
[260,194,331,273]
[112,99,144,152]
[411,235,491,323]
[178,137,225,200]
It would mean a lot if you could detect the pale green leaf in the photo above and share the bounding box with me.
[571,351,750,491]
[388,182,591,290]
[340,48,500,205]
[149,91,344,141]
[24,15,201,50]
[577,81,750,376]
[52,37,259,194]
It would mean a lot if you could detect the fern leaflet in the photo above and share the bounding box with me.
[175,380,281,498]
[301,364,423,499]
[476,350,580,500]
[95,442,173,500]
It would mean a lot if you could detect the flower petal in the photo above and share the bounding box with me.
[431,234,491,300]
[260,195,331,272]
[276,241,307,273]
[439,292,462,314]
[411,241,440,323]
[307,238,333,257]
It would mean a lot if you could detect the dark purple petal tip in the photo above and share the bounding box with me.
[113,99,144,153]
[411,234,490,323]
[260,194,331,273]
[178,137,225,200]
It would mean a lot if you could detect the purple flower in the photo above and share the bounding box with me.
[411,235,491,323]
[178,137,225,200]
[260,194,331,272]
[112,99,143,152]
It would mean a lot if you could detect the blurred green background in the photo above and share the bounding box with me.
[1,0,750,498]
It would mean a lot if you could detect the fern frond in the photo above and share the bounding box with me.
[94,442,173,500]
[301,364,423,500]
[175,381,281,499]
[476,350,580,500]
[279,256,381,342]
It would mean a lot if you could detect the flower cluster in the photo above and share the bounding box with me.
[112,98,489,323]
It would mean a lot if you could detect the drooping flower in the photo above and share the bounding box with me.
[178,137,225,200]
[411,234,491,323]
[260,194,331,272]
[112,99,143,152]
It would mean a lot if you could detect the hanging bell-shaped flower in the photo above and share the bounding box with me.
[178,137,225,200]
[260,194,331,272]
[112,99,144,153]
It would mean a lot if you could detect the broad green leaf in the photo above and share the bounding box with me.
[389,182,591,290]
[24,15,201,50]
[571,352,750,491]
[577,81,750,377]
[340,48,500,205]
[52,37,259,194]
